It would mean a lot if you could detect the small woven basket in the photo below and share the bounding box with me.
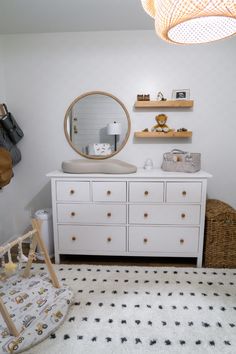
[161,149,201,173]
[204,199,236,268]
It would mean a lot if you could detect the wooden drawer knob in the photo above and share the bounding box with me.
[107,190,111,195]
[181,213,186,219]
[143,238,148,243]
[71,212,75,217]
[144,191,149,196]
[182,190,187,196]
[70,189,75,195]
[107,237,112,242]
[107,212,112,218]
[144,213,148,218]
[180,238,184,244]
[72,236,76,241]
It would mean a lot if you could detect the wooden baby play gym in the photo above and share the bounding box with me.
[0,219,73,353]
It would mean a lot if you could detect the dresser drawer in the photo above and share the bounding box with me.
[58,225,126,252]
[129,182,164,202]
[56,181,90,201]
[129,204,200,225]
[129,226,199,253]
[166,182,202,203]
[92,181,126,202]
[57,203,126,224]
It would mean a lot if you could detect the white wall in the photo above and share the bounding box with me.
[0,37,5,100]
[0,31,236,242]
[0,36,15,242]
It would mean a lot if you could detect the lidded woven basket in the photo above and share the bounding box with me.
[204,199,236,268]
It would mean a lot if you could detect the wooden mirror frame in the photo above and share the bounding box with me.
[64,91,131,160]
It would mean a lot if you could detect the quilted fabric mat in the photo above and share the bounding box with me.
[0,270,73,353]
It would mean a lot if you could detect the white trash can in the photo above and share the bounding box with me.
[34,209,54,260]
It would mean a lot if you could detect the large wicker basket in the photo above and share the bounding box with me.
[204,199,236,268]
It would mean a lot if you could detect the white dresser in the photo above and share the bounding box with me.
[47,169,211,267]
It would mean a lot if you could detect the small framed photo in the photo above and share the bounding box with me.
[172,89,190,100]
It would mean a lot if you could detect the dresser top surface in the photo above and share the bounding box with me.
[47,169,212,179]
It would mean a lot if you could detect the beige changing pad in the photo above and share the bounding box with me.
[61,159,137,174]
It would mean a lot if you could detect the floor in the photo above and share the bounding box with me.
[59,254,197,267]
[10,243,197,267]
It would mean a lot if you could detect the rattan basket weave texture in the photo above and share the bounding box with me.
[204,199,236,268]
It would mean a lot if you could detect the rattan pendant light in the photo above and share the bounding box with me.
[141,0,236,44]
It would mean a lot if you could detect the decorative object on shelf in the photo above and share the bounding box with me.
[107,121,121,151]
[143,94,150,101]
[137,94,150,101]
[151,114,172,133]
[140,0,236,44]
[161,149,201,173]
[177,128,188,132]
[157,91,167,101]
[172,89,190,100]
[142,128,149,132]
[137,94,144,101]
[144,158,154,170]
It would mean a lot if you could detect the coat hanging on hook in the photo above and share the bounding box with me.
[0,147,13,189]
[0,104,22,166]
[0,125,21,165]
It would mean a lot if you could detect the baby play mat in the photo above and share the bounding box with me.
[0,271,73,353]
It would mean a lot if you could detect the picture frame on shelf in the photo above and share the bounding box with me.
[172,89,190,100]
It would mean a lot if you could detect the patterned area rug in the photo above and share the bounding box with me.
[23,264,236,354]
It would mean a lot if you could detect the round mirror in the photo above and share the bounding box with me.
[64,91,131,159]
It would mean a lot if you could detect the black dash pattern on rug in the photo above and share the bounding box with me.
[29,264,236,353]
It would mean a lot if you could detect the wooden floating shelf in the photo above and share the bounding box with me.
[134,131,193,138]
[134,100,194,108]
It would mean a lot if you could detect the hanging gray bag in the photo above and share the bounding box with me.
[0,104,24,144]
[0,124,21,165]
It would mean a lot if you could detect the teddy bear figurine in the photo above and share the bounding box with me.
[151,114,171,133]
